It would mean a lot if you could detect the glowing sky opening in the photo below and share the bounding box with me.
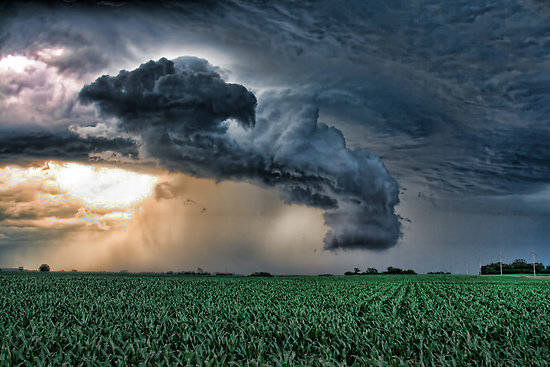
[0,54,36,73]
[0,161,158,236]
[49,162,158,209]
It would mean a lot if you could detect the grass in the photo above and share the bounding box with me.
[1,272,549,366]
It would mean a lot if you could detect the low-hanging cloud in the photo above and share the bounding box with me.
[0,125,138,165]
[79,57,401,250]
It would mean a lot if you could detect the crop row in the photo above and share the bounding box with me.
[0,273,548,366]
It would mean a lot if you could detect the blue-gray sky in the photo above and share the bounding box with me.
[0,0,549,273]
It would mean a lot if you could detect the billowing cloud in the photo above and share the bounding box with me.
[2,0,549,197]
[79,57,401,250]
[1,0,549,271]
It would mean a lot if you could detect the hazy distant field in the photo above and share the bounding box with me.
[1,273,548,366]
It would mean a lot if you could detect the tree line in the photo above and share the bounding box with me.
[481,259,550,275]
[344,267,417,275]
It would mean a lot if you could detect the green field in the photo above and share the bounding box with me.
[1,273,549,366]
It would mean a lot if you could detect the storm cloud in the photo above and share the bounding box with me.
[0,126,138,165]
[1,0,549,271]
[79,57,401,250]
[2,0,549,197]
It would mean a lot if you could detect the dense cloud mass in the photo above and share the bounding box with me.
[0,126,138,164]
[2,0,549,197]
[1,0,549,271]
[79,57,400,249]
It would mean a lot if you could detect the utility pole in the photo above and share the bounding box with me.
[499,250,503,276]
[530,249,537,277]
[478,254,482,276]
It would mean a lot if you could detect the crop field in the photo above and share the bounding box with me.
[0,273,549,366]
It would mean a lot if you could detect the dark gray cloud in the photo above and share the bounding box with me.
[79,57,256,134]
[0,3,127,76]
[0,125,138,164]
[3,0,547,198]
[79,57,401,250]
[149,0,549,197]
[1,0,549,266]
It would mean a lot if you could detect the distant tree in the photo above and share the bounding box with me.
[382,266,416,275]
[177,270,210,275]
[481,263,500,275]
[509,259,530,273]
[386,266,402,274]
[344,266,417,275]
[39,264,50,272]
[249,272,272,277]
[345,267,362,275]
[480,259,549,275]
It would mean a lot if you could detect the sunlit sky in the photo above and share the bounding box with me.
[0,1,549,273]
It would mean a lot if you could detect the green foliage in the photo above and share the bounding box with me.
[0,273,549,365]
[249,272,272,277]
[384,267,416,275]
[481,259,550,274]
[38,264,50,272]
[345,267,415,275]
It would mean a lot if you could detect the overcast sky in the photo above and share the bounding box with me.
[0,0,549,274]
